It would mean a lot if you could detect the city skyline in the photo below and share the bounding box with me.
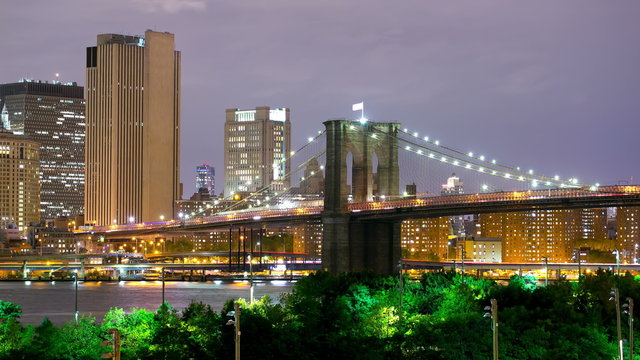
[2,1,639,191]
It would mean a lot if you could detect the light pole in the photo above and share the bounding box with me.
[459,242,466,280]
[623,297,634,360]
[484,298,499,360]
[226,302,241,360]
[574,248,582,282]
[161,267,165,305]
[543,257,549,286]
[74,270,79,324]
[398,261,404,324]
[611,288,624,360]
[615,249,621,276]
[249,254,254,304]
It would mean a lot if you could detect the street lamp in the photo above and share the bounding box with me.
[484,298,499,360]
[249,254,254,304]
[459,242,466,281]
[543,257,549,286]
[226,302,241,360]
[610,288,624,360]
[614,249,621,276]
[74,270,79,324]
[573,249,582,282]
[398,261,404,324]
[623,297,634,360]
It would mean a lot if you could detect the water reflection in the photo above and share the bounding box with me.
[0,281,293,325]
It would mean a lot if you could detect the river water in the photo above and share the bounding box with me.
[0,280,294,325]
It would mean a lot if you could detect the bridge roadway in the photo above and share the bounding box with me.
[84,185,640,238]
[0,257,636,276]
[402,260,638,272]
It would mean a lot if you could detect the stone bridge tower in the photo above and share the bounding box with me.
[322,119,401,274]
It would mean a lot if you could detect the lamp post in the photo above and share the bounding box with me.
[615,249,621,276]
[226,302,241,360]
[249,254,254,304]
[623,297,634,360]
[161,267,165,305]
[459,242,466,280]
[610,288,624,360]
[484,298,499,360]
[574,248,582,282]
[543,257,549,286]
[74,270,79,324]
[398,261,404,324]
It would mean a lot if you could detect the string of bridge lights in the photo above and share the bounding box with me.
[393,126,599,190]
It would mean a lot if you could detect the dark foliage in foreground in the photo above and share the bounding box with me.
[1,269,638,359]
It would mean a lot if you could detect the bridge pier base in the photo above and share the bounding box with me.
[323,214,401,275]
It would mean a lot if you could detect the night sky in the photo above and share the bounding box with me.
[2,1,639,196]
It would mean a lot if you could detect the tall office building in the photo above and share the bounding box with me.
[0,80,85,219]
[224,107,291,196]
[0,130,40,232]
[195,164,215,195]
[85,31,180,226]
[441,173,465,237]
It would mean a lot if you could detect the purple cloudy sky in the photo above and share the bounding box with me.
[2,0,639,195]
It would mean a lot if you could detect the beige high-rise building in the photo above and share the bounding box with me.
[224,107,291,196]
[85,31,180,226]
[0,130,40,232]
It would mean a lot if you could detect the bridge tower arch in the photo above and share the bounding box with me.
[322,119,401,274]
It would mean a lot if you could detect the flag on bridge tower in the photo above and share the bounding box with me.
[352,102,364,121]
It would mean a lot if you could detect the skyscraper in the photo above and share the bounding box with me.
[441,173,465,237]
[224,107,291,196]
[0,79,85,219]
[85,31,181,226]
[0,130,40,232]
[195,164,215,195]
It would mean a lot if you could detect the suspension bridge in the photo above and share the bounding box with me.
[80,119,640,274]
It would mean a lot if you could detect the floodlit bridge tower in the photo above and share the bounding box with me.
[322,119,401,274]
